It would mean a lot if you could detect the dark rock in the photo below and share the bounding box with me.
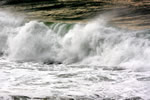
[0,0,150,30]
[125,97,144,100]
[3,0,56,5]
[44,60,62,65]
[11,95,31,100]
[0,52,4,56]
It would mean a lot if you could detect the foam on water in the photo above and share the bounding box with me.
[0,11,149,69]
[0,10,150,100]
[8,21,61,62]
[0,11,23,54]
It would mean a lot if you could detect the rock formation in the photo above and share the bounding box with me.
[0,0,150,29]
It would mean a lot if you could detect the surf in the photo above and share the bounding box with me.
[0,11,150,69]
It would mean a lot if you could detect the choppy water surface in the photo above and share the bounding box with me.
[0,11,150,100]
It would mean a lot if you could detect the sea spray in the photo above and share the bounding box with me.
[0,11,150,70]
[0,11,150,100]
[59,19,150,69]
[0,11,23,55]
[8,21,61,62]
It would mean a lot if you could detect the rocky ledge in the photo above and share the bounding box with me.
[0,0,150,30]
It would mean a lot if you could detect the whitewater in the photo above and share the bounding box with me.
[0,10,150,100]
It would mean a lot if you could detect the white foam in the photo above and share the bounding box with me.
[0,11,150,70]
[8,21,61,62]
[0,11,23,54]
[0,11,150,100]
[60,19,150,70]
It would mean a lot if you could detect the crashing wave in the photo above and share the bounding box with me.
[0,11,150,69]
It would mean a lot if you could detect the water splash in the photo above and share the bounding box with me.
[0,11,150,70]
[8,21,61,62]
[0,11,23,55]
[0,11,150,100]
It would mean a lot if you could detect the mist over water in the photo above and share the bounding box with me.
[0,10,150,100]
[1,11,150,68]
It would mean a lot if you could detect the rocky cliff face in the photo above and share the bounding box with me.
[0,0,150,30]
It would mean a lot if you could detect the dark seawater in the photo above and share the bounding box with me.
[0,1,150,100]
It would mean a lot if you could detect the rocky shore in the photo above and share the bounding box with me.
[0,0,150,30]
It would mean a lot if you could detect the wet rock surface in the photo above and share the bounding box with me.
[0,0,150,30]
[0,95,145,100]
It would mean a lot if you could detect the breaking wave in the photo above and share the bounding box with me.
[0,11,150,69]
